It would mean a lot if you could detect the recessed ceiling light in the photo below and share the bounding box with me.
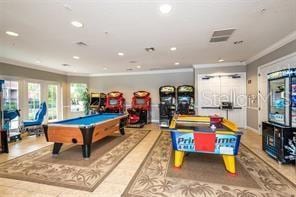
[159,4,172,14]
[6,31,19,37]
[35,60,41,64]
[118,52,124,56]
[218,58,224,62]
[136,65,141,69]
[71,21,83,28]
[73,56,80,60]
[170,47,177,51]
[174,62,180,65]
[103,67,108,70]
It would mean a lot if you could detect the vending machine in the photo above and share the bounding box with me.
[262,69,296,164]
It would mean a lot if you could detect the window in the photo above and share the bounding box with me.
[28,82,41,120]
[3,81,19,129]
[48,84,58,121]
[70,83,87,112]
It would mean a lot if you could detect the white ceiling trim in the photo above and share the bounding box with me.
[88,68,193,77]
[246,30,296,65]
[193,62,246,69]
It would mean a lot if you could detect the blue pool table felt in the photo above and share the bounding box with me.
[54,113,122,125]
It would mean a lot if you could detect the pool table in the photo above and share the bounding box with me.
[43,113,128,159]
[169,115,243,174]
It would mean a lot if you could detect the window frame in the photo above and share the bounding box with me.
[70,83,88,113]
[27,81,42,120]
[47,84,59,122]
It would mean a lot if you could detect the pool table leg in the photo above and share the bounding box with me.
[119,119,126,135]
[82,144,91,159]
[52,143,63,156]
[120,127,125,135]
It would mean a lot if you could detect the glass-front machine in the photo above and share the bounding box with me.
[262,68,296,164]
[176,85,195,115]
[159,86,176,127]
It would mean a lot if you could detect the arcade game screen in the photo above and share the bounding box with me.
[269,78,286,125]
[90,97,99,106]
[178,96,190,103]
[161,97,173,104]
[136,98,145,105]
[109,99,118,105]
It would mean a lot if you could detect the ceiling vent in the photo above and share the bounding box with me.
[234,40,244,45]
[62,63,71,67]
[76,42,88,47]
[126,68,133,71]
[210,29,236,43]
[145,47,155,52]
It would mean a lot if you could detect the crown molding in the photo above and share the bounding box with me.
[193,62,246,69]
[66,72,91,77]
[89,68,193,77]
[246,30,296,65]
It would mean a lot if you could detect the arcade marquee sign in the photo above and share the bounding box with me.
[170,131,242,155]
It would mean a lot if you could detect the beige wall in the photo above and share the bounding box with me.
[246,39,296,129]
[89,71,194,121]
[0,62,67,82]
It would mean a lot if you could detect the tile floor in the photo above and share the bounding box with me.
[0,124,294,197]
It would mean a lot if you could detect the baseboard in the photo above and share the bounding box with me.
[151,119,159,123]
[247,126,260,134]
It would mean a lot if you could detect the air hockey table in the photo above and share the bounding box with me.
[169,115,243,174]
[43,113,128,159]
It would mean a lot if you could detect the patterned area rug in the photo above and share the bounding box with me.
[123,131,296,197]
[0,129,150,192]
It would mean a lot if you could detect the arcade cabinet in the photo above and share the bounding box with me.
[127,91,151,128]
[90,92,106,113]
[0,80,9,153]
[177,85,195,115]
[159,86,176,127]
[262,69,296,164]
[105,91,126,113]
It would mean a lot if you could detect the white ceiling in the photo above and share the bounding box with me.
[0,0,296,76]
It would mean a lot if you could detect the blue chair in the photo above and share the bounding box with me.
[22,102,47,136]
